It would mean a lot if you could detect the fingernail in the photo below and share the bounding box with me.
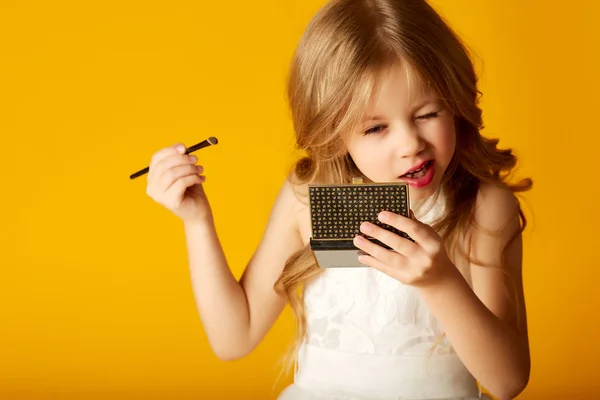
[189,155,197,162]
[361,222,372,233]
[378,212,388,222]
[176,144,186,154]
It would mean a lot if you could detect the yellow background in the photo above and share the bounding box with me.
[1,0,598,399]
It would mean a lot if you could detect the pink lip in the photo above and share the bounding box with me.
[402,160,432,175]
[399,160,435,188]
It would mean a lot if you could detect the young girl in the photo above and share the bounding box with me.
[145,0,532,399]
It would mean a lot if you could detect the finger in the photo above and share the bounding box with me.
[359,222,418,256]
[153,153,199,182]
[152,142,187,164]
[377,211,434,248]
[356,253,403,281]
[353,234,405,267]
[159,163,203,193]
[164,174,205,207]
[148,162,200,199]
[148,143,187,179]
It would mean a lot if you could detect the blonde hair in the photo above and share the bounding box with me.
[273,0,532,375]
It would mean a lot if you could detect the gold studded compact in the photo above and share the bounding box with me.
[308,178,412,268]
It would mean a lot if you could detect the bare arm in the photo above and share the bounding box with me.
[185,177,306,360]
[417,183,530,400]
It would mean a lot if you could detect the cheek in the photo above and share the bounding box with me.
[352,150,379,173]
[347,142,386,178]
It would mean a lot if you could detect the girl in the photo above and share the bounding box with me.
[145,0,532,399]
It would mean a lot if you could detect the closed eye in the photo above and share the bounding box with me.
[364,125,386,135]
[416,111,440,120]
[363,110,441,135]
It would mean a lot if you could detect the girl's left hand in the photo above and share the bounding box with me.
[353,210,454,287]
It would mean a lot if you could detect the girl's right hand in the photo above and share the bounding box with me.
[146,143,212,223]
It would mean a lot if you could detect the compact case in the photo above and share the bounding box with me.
[308,177,412,268]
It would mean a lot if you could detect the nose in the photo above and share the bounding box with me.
[390,125,426,158]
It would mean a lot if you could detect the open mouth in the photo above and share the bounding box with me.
[400,160,433,179]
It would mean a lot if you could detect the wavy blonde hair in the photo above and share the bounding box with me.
[273,0,532,374]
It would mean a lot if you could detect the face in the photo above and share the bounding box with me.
[343,63,456,201]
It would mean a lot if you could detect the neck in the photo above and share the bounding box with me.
[410,186,446,223]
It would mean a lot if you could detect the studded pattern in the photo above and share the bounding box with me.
[309,183,411,241]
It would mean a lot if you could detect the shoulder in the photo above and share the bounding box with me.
[275,173,309,216]
[266,173,309,237]
[471,181,522,237]
[280,172,313,245]
[466,181,525,302]
[466,181,523,269]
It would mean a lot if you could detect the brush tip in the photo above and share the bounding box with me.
[208,136,218,145]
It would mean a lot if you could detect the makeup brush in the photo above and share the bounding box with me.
[129,136,218,180]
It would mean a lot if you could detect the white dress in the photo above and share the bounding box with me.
[278,194,491,400]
